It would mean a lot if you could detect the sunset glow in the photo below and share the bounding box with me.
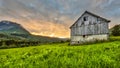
[0,0,119,38]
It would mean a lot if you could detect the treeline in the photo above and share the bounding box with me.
[110,24,120,36]
[0,40,70,49]
[0,40,41,49]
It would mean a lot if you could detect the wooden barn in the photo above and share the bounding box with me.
[70,11,111,44]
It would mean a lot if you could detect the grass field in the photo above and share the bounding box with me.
[0,37,120,68]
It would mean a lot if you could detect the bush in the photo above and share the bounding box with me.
[0,42,8,49]
[111,24,120,36]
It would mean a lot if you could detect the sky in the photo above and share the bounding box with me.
[0,0,120,38]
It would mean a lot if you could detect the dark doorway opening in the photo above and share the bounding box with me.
[83,35,86,38]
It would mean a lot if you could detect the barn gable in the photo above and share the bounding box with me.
[70,11,110,28]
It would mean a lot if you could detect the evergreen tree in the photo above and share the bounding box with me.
[111,24,120,36]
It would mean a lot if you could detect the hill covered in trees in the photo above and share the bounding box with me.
[0,20,68,48]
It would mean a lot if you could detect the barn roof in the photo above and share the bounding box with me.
[70,11,111,28]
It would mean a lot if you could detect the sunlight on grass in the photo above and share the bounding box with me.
[0,37,120,68]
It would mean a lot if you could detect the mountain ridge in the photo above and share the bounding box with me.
[0,20,67,42]
[0,20,30,35]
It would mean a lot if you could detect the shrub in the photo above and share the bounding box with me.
[111,24,120,36]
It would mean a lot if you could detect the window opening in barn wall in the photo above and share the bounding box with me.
[83,16,88,21]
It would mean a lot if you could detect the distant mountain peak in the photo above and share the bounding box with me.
[0,20,64,42]
[0,20,20,25]
[0,20,30,35]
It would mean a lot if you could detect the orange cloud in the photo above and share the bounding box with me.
[0,18,70,38]
[0,0,119,38]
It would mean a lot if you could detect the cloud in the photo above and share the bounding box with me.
[0,0,119,37]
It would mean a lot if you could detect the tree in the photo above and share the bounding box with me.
[111,24,120,36]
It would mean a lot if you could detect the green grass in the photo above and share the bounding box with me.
[0,37,120,68]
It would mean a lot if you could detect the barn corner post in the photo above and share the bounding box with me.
[70,11,111,45]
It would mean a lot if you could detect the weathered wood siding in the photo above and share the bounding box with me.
[71,13,109,36]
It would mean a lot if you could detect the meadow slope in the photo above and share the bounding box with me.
[0,37,120,68]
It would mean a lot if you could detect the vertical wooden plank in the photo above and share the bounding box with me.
[100,23,102,34]
[82,25,85,35]
[101,22,104,34]
[80,26,81,35]
[98,23,101,34]
[81,26,83,35]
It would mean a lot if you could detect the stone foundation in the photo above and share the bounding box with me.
[70,34,109,45]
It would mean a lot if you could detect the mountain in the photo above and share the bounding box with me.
[0,20,30,35]
[0,20,67,42]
